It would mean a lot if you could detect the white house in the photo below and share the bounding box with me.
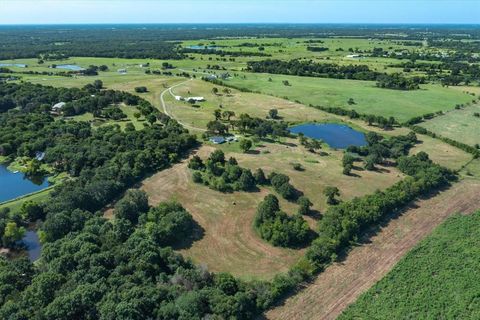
[346,54,362,58]
[174,95,183,101]
[51,102,66,114]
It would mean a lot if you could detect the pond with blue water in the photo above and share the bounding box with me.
[0,63,27,68]
[289,123,367,149]
[55,64,84,71]
[0,164,51,203]
[187,45,220,50]
[22,230,42,262]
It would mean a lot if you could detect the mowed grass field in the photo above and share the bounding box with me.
[139,138,404,279]
[225,73,474,122]
[339,211,480,320]
[164,79,338,129]
[410,134,473,170]
[420,103,480,147]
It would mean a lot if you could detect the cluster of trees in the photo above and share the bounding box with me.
[0,82,159,122]
[188,150,257,193]
[375,73,425,90]
[254,194,311,248]
[181,48,271,57]
[247,59,381,81]
[268,172,302,201]
[206,112,290,139]
[306,46,329,52]
[346,131,418,171]
[311,105,397,129]
[305,152,456,272]
[0,193,270,319]
[0,208,26,249]
[0,27,184,60]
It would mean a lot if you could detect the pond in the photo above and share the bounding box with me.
[289,123,367,149]
[22,230,41,262]
[187,45,220,50]
[0,164,51,203]
[55,64,84,71]
[0,63,27,68]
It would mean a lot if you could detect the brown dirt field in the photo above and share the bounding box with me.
[140,145,304,280]
[265,178,480,320]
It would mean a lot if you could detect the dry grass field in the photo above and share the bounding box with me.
[138,140,404,280]
[265,178,480,320]
[410,134,473,170]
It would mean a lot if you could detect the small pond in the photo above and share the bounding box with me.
[0,63,27,68]
[187,45,220,50]
[55,64,84,71]
[289,123,367,149]
[22,231,41,262]
[0,165,50,203]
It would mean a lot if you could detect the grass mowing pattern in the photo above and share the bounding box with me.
[339,211,480,320]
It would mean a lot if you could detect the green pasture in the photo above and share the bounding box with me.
[420,104,480,147]
[340,211,480,320]
[225,72,474,122]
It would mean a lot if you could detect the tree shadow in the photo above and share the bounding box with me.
[171,219,205,250]
[307,209,322,220]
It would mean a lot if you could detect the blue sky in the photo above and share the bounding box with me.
[1,0,479,25]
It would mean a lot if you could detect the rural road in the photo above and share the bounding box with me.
[159,78,207,132]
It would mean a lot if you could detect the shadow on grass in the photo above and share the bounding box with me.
[171,219,206,250]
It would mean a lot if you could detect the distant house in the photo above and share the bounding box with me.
[174,95,183,101]
[209,136,225,144]
[139,63,150,68]
[346,54,362,58]
[51,102,66,115]
[117,68,127,74]
[186,97,205,103]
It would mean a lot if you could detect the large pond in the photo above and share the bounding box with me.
[22,231,41,262]
[0,63,27,68]
[0,165,50,203]
[55,64,84,71]
[290,123,367,149]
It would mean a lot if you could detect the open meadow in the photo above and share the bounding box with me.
[420,103,480,147]
[225,72,474,123]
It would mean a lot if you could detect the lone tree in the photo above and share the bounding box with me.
[268,108,279,119]
[211,87,219,95]
[134,86,148,93]
[214,109,222,121]
[222,110,235,121]
[239,139,253,153]
[297,196,313,215]
[323,186,340,205]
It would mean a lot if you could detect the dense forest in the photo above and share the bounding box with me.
[1,24,480,60]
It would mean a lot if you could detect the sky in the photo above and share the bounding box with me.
[0,0,479,25]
